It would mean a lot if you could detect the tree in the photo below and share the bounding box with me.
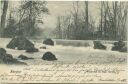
[100,1,128,40]
[3,12,17,37]
[71,1,80,40]
[53,1,95,40]
[53,1,127,41]
[0,0,8,37]
[18,1,48,37]
[85,1,89,31]
[56,16,62,39]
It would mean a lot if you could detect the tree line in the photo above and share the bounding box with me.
[0,1,127,41]
[53,1,128,41]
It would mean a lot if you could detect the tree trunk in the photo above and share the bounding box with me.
[100,2,103,39]
[85,1,89,30]
[0,0,8,37]
[112,1,118,40]
[84,1,89,39]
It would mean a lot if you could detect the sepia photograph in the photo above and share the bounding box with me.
[0,0,127,83]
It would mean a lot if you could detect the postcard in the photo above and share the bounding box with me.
[0,0,127,83]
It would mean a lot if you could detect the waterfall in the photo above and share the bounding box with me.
[55,39,94,47]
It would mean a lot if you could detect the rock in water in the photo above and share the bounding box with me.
[119,46,127,52]
[0,48,6,60]
[42,52,57,61]
[118,41,125,47]
[5,54,13,61]
[0,48,7,54]
[6,38,18,49]
[7,36,34,50]
[18,55,29,60]
[6,36,38,52]
[18,54,34,60]
[112,42,120,51]
[26,48,38,53]
[3,54,14,64]
[112,41,127,52]
[43,39,54,46]
[0,48,27,65]
[93,41,106,50]
[40,46,46,49]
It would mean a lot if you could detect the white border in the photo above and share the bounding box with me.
[3,0,128,1]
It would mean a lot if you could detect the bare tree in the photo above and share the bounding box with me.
[85,1,89,31]
[0,0,8,37]
[18,1,48,36]
[71,1,80,39]
[98,1,128,40]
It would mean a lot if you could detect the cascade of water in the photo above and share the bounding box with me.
[55,39,94,47]
[106,44,113,51]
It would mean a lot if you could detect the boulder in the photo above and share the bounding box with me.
[119,46,127,52]
[42,52,57,61]
[6,37,18,49]
[43,39,54,46]
[7,36,35,50]
[118,41,125,47]
[18,55,29,60]
[3,54,14,64]
[40,46,46,49]
[18,54,34,60]
[112,41,127,52]
[0,48,7,60]
[0,48,27,65]
[0,48,6,54]
[9,58,27,65]
[93,41,106,50]
[5,54,13,61]
[26,48,38,53]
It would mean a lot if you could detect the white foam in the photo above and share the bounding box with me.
[0,38,127,65]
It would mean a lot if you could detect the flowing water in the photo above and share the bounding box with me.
[0,38,127,65]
